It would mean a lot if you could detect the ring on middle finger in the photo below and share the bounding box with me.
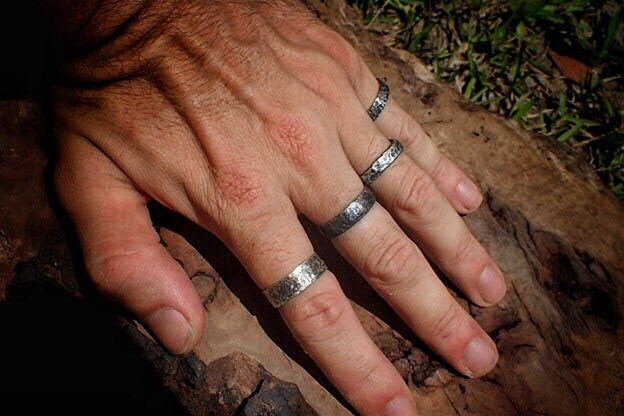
[360,139,404,186]
[320,187,376,239]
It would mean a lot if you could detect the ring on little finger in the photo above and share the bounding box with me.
[367,78,390,121]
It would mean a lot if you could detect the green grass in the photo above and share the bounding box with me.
[350,0,624,200]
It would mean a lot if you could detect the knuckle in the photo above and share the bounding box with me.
[311,26,363,83]
[327,35,362,81]
[267,112,316,166]
[364,233,417,295]
[350,358,388,394]
[211,158,267,210]
[394,166,438,223]
[234,201,276,229]
[230,214,298,266]
[182,173,219,221]
[305,68,336,93]
[87,250,142,298]
[397,116,424,151]
[219,195,279,240]
[430,303,463,342]
[428,152,447,181]
[299,62,350,105]
[286,290,349,343]
[450,232,475,266]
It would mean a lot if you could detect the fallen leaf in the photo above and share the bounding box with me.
[549,49,592,85]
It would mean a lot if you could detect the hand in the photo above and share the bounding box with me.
[52,1,506,414]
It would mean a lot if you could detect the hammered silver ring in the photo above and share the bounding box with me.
[367,78,390,121]
[320,187,376,239]
[360,139,404,186]
[262,253,328,308]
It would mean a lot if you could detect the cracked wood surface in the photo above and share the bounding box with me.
[1,1,623,415]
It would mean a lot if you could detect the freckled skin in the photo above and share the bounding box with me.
[212,159,266,209]
[269,114,316,169]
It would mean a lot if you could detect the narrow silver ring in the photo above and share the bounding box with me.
[320,188,376,239]
[367,78,390,121]
[360,139,404,186]
[263,253,328,308]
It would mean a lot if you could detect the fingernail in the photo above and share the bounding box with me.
[463,337,498,377]
[384,395,417,416]
[479,265,506,304]
[456,180,483,211]
[145,308,194,354]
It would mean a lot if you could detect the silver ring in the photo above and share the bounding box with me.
[360,139,404,186]
[367,78,390,121]
[262,253,328,308]
[320,187,376,239]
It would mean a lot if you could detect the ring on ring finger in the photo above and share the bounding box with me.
[360,139,404,186]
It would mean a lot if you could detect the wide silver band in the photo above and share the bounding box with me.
[320,187,376,239]
[262,253,328,308]
[367,78,390,121]
[360,139,404,186]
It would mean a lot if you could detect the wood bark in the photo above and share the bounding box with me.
[0,1,622,415]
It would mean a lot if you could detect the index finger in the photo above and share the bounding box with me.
[218,198,418,416]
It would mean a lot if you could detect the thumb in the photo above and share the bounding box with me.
[54,134,205,354]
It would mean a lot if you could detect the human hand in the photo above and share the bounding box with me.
[52,1,506,414]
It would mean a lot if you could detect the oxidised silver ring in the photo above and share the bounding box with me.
[367,78,390,121]
[262,253,328,308]
[360,139,404,186]
[320,188,376,239]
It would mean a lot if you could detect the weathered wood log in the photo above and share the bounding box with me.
[0,1,622,415]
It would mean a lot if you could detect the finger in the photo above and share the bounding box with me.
[216,192,418,416]
[335,202,498,378]
[374,98,484,214]
[54,134,205,354]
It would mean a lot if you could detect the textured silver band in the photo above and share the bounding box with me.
[320,187,376,239]
[367,78,390,121]
[360,139,404,186]
[262,253,328,308]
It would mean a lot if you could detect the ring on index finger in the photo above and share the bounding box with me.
[262,253,328,308]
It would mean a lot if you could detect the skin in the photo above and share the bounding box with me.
[50,1,507,414]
